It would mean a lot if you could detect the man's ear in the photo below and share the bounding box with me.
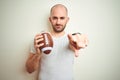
[67,17,70,22]
[49,17,51,22]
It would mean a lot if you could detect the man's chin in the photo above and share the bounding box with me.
[54,29,64,33]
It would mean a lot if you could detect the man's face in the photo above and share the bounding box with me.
[49,7,69,33]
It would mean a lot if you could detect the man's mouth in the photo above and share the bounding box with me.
[55,25,62,28]
[56,24,62,26]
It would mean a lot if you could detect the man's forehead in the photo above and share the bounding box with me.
[51,15,66,18]
[52,7,66,13]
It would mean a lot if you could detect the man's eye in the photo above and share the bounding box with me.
[60,17,65,20]
[52,17,57,20]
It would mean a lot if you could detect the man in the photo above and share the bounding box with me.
[26,4,88,80]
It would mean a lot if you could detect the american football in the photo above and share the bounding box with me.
[39,32,53,54]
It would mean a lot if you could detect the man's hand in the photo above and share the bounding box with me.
[34,33,44,55]
[68,33,89,57]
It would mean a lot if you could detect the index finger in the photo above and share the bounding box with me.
[34,33,43,40]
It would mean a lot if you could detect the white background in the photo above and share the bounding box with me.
[0,0,120,80]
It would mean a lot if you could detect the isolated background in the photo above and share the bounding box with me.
[0,0,120,80]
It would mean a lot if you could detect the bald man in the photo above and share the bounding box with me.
[26,4,88,80]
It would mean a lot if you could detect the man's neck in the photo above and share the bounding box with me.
[51,31,65,38]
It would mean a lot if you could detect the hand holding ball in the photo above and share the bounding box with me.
[39,32,53,54]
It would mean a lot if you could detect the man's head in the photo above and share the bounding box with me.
[49,4,69,33]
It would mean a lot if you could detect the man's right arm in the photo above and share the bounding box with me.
[26,33,44,73]
[26,52,41,73]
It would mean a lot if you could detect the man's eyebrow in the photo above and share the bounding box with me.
[52,16,57,18]
[60,17,65,19]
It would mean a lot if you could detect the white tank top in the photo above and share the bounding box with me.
[30,33,74,80]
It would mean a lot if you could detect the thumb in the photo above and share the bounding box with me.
[68,34,74,41]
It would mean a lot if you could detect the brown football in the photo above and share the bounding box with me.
[39,32,53,54]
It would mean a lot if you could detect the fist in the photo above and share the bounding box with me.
[68,33,88,57]
[68,33,88,49]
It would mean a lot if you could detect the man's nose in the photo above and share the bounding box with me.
[56,19,61,24]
